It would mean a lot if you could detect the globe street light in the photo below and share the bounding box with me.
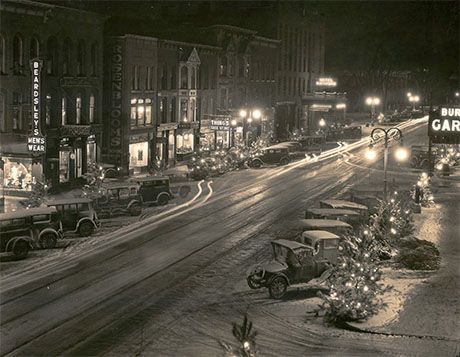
[240,108,262,146]
[369,127,408,201]
[365,96,380,120]
[408,95,420,111]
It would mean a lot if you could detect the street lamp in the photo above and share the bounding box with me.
[365,96,380,120]
[368,127,408,201]
[240,108,262,146]
[408,95,420,111]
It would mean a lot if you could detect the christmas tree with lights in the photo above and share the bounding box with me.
[411,172,434,207]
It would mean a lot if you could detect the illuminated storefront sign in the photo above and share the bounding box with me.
[428,106,460,144]
[210,119,229,131]
[315,77,337,87]
[28,59,46,153]
[310,104,332,112]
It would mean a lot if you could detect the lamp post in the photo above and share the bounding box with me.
[408,95,420,111]
[365,96,380,122]
[367,127,408,201]
[240,108,262,147]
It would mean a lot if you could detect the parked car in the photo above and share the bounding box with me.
[0,207,63,258]
[95,182,143,217]
[131,176,173,205]
[305,208,362,226]
[46,198,100,236]
[297,230,340,264]
[297,219,353,236]
[246,239,334,299]
[249,146,290,168]
[319,199,369,221]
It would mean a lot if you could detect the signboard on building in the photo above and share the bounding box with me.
[109,40,124,160]
[28,59,46,153]
[315,76,337,88]
[428,106,460,144]
[210,119,229,131]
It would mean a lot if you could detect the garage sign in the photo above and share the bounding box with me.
[428,106,460,144]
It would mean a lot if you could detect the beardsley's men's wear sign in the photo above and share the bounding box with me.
[28,59,46,153]
[428,105,460,144]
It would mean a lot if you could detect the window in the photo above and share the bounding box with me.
[12,92,22,130]
[160,97,167,123]
[0,34,5,74]
[219,56,227,76]
[119,188,130,199]
[30,36,39,59]
[161,64,167,90]
[191,67,196,90]
[130,187,137,195]
[130,98,137,127]
[89,94,95,123]
[170,65,176,89]
[132,65,139,90]
[61,97,67,125]
[13,34,23,73]
[180,65,188,89]
[46,37,58,75]
[180,99,188,122]
[33,214,49,223]
[90,42,97,76]
[76,95,82,124]
[77,40,85,75]
[45,94,51,126]
[146,66,151,90]
[137,98,145,125]
[145,98,152,125]
[63,38,71,75]
[171,97,176,122]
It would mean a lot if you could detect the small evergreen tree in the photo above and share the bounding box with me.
[221,314,257,357]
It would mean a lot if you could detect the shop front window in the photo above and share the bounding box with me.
[129,142,149,168]
[59,150,70,183]
[86,135,97,165]
[176,131,194,154]
[137,99,145,125]
[3,158,34,191]
[145,98,152,125]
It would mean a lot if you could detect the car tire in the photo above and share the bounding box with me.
[78,221,95,237]
[157,194,169,206]
[251,160,262,168]
[247,276,262,289]
[129,203,142,216]
[280,158,289,166]
[269,276,287,299]
[40,233,57,249]
[12,241,29,259]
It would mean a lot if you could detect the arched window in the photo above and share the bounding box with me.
[61,97,67,125]
[89,94,95,123]
[219,56,227,76]
[75,95,82,124]
[90,42,98,76]
[0,34,6,74]
[46,37,58,75]
[13,34,23,74]
[45,94,51,126]
[77,40,85,76]
[63,38,71,75]
[191,67,196,90]
[180,65,188,89]
[160,63,168,90]
[30,36,39,59]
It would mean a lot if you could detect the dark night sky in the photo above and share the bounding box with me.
[47,0,459,81]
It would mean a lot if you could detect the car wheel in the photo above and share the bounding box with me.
[269,276,287,299]
[280,158,289,166]
[78,221,95,237]
[251,160,262,168]
[247,276,262,289]
[40,233,57,249]
[129,203,142,216]
[157,194,169,206]
[12,241,29,259]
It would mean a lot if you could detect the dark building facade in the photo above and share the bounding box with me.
[0,0,105,191]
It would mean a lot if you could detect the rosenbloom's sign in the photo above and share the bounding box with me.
[428,106,460,144]
[28,59,46,153]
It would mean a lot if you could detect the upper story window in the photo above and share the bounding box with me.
[45,94,51,126]
[61,97,67,125]
[180,65,188,89]
[13,34,24,74]
[160,64,167,90]
[0,34,6,74]
[30,36,39,59]
[77,40,85,76]
[46,37,58,75]
[89,94,95,123]
[191,67,196,90]
[90,42,97,76]
[63,38,71,75]
[75,95,82,124]
[219,56,227,76]
[170,65,176,90]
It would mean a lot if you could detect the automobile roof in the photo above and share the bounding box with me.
[306,208,360,216]
[265,144,289,149]
[272,239,313,250]
[320,199,368,210]
[298,219,352,228]
[0,206,57,220]
[302,230,340,240]
[46,197,93,205]
[100,182,139,189]
[130,176,169,182]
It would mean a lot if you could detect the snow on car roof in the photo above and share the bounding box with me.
[302,230,340,240]
[131,176,169,182]
[320,199,368,210]
[306,208,360,216]
[46,197,92,205]
[272,239,313,250]
[298,219,352,228]
[0,207,57,220]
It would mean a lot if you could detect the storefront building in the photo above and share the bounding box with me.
[0,1,106,190]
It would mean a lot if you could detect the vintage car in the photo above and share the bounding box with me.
[298,219,353,236]
[305,208,362,226]
[46,198,100,237]
[0,207,63,258]
[319,199,369,220]
[130,176,173,205]
[246,239,333,299]
[248,146,290,168]
[297,230,340,264]
[95,182,143,217]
